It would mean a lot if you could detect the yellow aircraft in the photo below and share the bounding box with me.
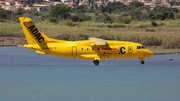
[19,17,154,66]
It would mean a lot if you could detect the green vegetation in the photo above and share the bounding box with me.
[1,19,180,49]
[1,1,180,49]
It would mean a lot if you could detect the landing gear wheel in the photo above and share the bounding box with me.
[141,61,145,64]
[93,60,99,66]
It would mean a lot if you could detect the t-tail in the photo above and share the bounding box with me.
[19,17,66,53]
[19,17,50,45]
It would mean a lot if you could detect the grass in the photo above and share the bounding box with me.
[148,46,180,54]
[0,21,23,37]
[1,19,180,49]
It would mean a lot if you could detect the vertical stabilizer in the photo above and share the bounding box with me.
[19,17,49,45]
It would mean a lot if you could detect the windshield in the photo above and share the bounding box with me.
[137,46,146,49]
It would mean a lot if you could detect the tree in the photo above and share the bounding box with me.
[76,5,88,13]
[128,1,144,10]
[155,13,165,20]
[25,0,43,7]
[172,7,178,13]
[0,5,3,10]
[154,11,174,20]
[168,1,176,7]
[94,3,98,10]
[14,8,25,15]
[152,5,171,14]
[52,0,61,2]
[104,2,126,13]
[166,11,175,20]
[101,4,104,13]
[0,10,7,19]
[49,4,71,19]
[130,7,150,20]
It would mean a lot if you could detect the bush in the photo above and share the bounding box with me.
[107,24,125,28]
[71,15,79,22]
[151,21,157,27]
[146,29,156,32]
[71,13,92,22]
[49,17,58,23]
[96,14,106,23]
[123,17,131,24]
[96,13,115,23]
[64,20,76,27]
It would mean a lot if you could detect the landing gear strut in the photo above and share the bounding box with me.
[93,60,99,66]
[141,61,145,64]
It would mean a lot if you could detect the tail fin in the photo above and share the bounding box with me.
[19,17,50,45]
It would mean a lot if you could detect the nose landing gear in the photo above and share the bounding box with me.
[93,60,99,66]
[141,61,145,64]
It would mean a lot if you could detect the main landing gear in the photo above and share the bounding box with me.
[141,61,145,64]
[93,60,99,66]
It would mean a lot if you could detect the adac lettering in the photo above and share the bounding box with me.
[120,47,125,54]
[28,25,44,43]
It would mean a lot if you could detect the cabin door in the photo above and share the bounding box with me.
[72,46,77,57]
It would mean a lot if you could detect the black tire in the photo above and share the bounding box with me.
[141,61,145,64]
[93,60,99,66]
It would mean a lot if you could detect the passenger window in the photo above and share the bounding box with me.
[81,48,83,51]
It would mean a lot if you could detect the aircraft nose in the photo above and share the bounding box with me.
[144,49,154,57]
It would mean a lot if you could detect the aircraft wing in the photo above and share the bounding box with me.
[89,37,107,46]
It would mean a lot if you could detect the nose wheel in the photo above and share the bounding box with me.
[141,61,145,64]
[93,60,99,66]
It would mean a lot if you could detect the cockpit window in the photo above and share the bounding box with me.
[137,46,141,49]
[137,46,146,49]
[141,46,146,49]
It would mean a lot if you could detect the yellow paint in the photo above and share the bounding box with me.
[19,17,154,66]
